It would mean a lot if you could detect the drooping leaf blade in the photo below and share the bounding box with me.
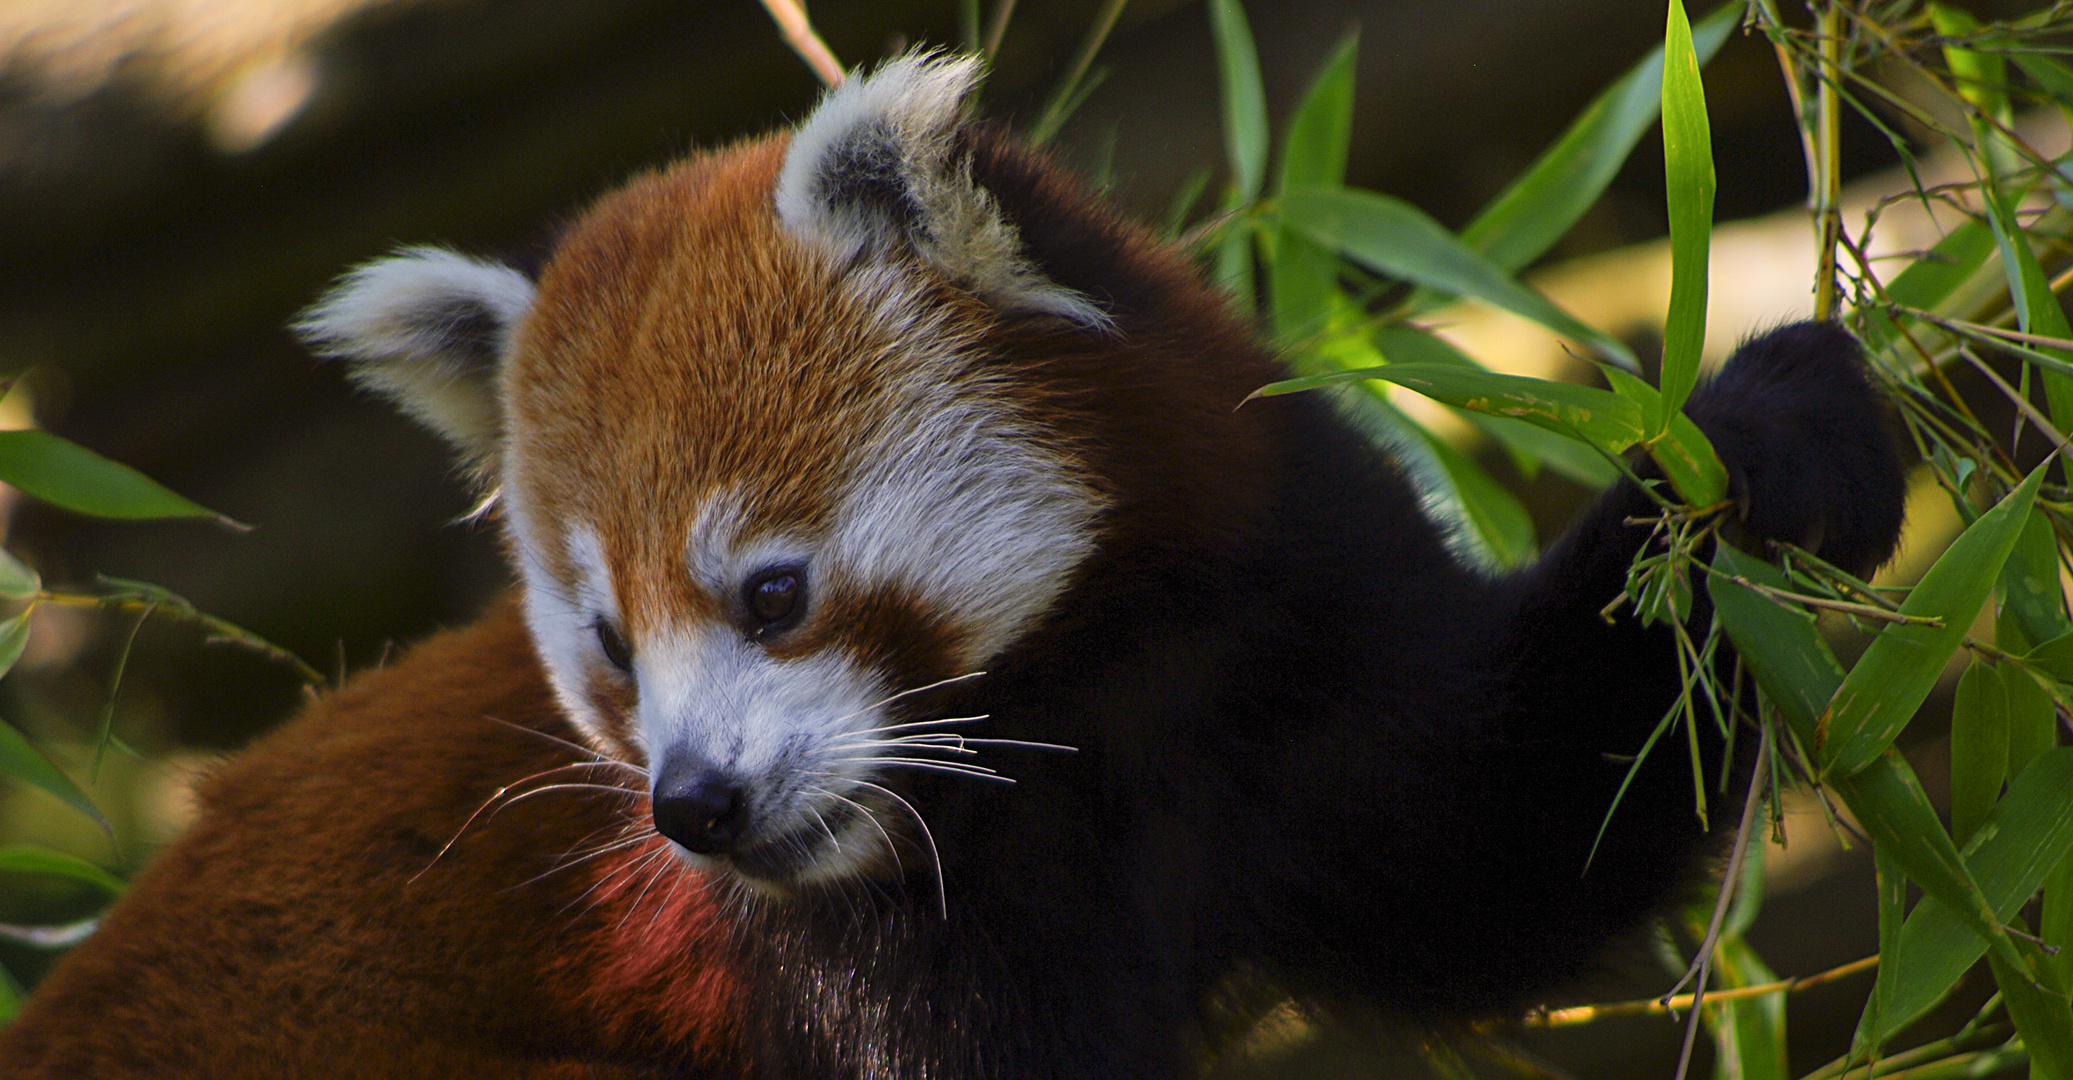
[0,845,124,896]
[1278,187,1636,369]
[1456,2,1740,274]
[1255,362,1647,457]
[0,430,230,524]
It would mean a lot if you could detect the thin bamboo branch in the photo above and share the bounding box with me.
[758,0,846,88]
[1522,954,1879,1029]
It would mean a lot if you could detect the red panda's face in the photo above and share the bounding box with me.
[499,61,1111,888]
[296,55,1131,890]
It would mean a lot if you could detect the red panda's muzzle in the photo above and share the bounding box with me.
[651,765,749,855]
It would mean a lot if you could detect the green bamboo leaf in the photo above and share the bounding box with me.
[1278,187,1636,368]
[0,845,124,895]
[1255,362,1647,454]
[0,713,105,833]
[1708,935,1788,1080]
[1269,29,1358,345]
[1951,661,2009,847]
[1863,845,1908,1053]
[0,611,29,681]
[1821,462,2047,777]
[1930,4,2010,119]
[1706,544,1844,747]
[2046,849,2073,994]
[1831,751,2034,998]
[1999,506,2071,650]
[0,549,37,602]
[1215,214,1257,314]
[1850,747,2073,1052]
[0,430,231,524]
[1276,29,1357,194]
[1656,0,1715,433]
[0,963,20,1023]
[1601,365,1727,506]
[1982,187,2073,435]
[2013,52,2073,108]
[1208,0,1268,204]
[1653,411,1728,509]
[2006,662,2058,783]
[1456,2,1739,274]
[1367,325,1618,487]
[1858,221,1996,356]
[1986,947,2073,1080]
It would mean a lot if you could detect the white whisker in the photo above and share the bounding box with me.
[851,779,948,918]
[826,673,989,730]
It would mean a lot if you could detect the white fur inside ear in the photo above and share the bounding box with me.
[775,52,1109,328]
[294,247,535,464]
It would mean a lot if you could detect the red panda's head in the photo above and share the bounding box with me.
[296,54,1275,892]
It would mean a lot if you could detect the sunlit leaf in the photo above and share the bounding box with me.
[1601,365,1727,506]
[1821,463,2046,777]
[1656,0,1715,433]
[1368,325,1618,486]
[1859,221,1996,355]
[1711,565,2036,1020]
[1256,362,1646,456]
[0,845,124,895]
[0,430,230,524]
[1278,187,1636,368]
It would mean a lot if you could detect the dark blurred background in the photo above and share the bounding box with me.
[0,0,2032,1075]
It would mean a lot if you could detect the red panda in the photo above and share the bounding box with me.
[0,53,1905,1078]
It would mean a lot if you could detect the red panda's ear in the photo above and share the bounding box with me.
[293,247,534,479]
[775,52,1110,328]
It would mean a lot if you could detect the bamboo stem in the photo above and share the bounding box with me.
[758,0,845,88]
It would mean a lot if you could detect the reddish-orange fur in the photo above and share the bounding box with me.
[0,602,738,1078]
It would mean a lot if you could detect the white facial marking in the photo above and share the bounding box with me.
[506,480,621,744]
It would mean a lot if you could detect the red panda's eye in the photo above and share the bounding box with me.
[747,570,803,629]
[594,620,634,672]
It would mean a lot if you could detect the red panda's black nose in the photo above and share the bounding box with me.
[652,770,748,854]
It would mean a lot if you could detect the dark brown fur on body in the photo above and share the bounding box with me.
[0,602,740,1078]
